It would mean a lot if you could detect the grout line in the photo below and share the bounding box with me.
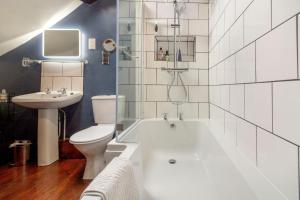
[297,15,299,79]
[271,82,274,133]
[210,102,300,147]
[256,127,258,167]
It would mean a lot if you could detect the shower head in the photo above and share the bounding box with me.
[174,0,186,15]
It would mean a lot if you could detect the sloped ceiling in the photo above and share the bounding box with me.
[0,0,82,56]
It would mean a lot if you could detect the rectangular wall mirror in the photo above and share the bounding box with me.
[43,29,81,57]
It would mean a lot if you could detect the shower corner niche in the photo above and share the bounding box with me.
[154,36,196,62]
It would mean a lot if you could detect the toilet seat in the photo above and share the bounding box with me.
[70,124,115,144]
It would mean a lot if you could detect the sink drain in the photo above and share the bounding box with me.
[169,159,176,164]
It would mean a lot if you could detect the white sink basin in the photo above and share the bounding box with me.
[12,91,83,109]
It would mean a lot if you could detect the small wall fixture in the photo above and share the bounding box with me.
[21,57,88,67]
[102,39,116,65]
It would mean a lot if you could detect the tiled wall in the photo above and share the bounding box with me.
[142,0,210,119]
[209,0,300,199]
[41,62,84,92]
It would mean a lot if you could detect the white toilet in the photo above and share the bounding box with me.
[70,95,125,179]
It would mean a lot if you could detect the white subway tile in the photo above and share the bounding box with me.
[236,43,256,83]
[156,69,173,85]
[189,86,208,102]
[229,85,244,117]
[157,102,177,118]
[63,62,82,76]
[157,3,173,18]
[196,36,209,52]
[144,35,155,51]
[118,68,129,84]
[147,85,167,101]
[130,68,142,85]
[245,83,272,131]
[189,20,208,36]
[229,17,243,53]
[272,0,300,27]
[198,103,209,118]
[273,81,300,145]
[143,102,157,118]
[236,0,253,17]
[189,53,209,69]
[181,3,199,19]
[168,86,188,102]
[221,85,230,110]
[199,70,208,85]
[224,0,236,31]
[52,77,71,91]
[144,68,156,84]
[178,103,198,119]
[40,77,53,92]
[298,15,300,78]
[224,56,236,84]
[236,118,257,164]
[146,19,168,35]
[71,77,83,91]
[257,128,299,200]
[210,86,221,106]
[42,62,63,77]
[244,0,271,45]
[219,33,230,60]
[198,4,209,19]
[225,112,237,145]
[120,1,130,17]
[144,2,156,18]
[256,18,297,81]
[217,62,225,85]
[180,69,199,85]
[210,104,225,131]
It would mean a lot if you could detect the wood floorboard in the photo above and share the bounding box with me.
[0,159,90,200]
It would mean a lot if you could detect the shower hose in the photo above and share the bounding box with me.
[167,71,188,105]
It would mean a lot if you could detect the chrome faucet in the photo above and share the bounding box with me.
[179,113,183,120]
[45,88,51,94]
[163,113,168,120]
[58,88,67,95]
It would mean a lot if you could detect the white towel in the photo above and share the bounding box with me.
[81,157,139,200]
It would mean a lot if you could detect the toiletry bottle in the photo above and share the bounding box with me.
[158,47,164,61]
[165,50,170,62]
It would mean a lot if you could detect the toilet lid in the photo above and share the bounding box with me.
[70,124,115,144]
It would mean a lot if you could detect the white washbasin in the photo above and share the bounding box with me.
[12,91,83,109]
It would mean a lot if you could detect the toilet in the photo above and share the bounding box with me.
[70,95,125,179]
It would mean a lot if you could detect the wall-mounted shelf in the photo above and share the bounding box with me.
[155,36,196,62]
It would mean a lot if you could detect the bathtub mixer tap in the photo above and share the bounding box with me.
[163,113,168,120]
[179,113,183,120]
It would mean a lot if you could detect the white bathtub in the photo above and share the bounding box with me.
[106,119,286,200]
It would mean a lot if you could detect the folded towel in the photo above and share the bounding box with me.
[81,157,139,200]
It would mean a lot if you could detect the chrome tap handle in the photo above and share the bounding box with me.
[45,88,51,94]
[162,113,168,120]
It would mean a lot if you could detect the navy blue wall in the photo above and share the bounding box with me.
[0,0,117,163]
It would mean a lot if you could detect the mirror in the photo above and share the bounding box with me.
[43,29,81,57]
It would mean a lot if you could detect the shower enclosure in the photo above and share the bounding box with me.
[116,0,192,142]
[116,0,143,139]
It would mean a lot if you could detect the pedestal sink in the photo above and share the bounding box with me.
[12,91,83,166]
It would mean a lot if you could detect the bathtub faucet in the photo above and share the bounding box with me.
[163,113,168,120]
[179,113,183,120]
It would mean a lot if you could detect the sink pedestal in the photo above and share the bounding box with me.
[37,109,59,166]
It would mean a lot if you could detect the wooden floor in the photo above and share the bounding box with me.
[0,159,90,200]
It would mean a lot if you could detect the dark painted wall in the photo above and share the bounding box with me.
[0,0,117,164]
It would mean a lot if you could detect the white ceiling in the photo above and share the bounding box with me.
[0,0,82,56]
